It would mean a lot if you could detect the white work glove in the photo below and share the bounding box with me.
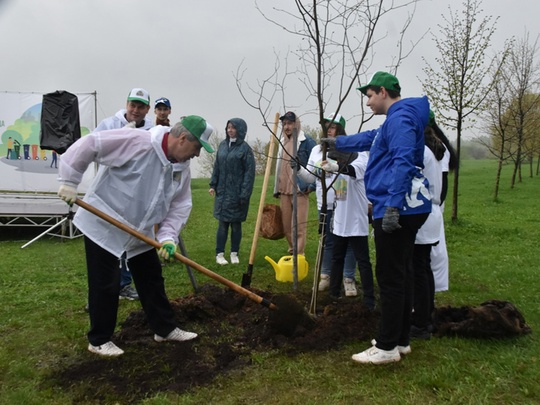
[58,184,78,205]
[158,240,177,261]
[321,160,339,173]
[123,121,137,128]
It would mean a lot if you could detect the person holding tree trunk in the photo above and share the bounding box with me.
[296,113,357,294]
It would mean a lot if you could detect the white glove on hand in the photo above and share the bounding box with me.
[321,160,339,173]
[123,121,137,128]
[58,184,78,205]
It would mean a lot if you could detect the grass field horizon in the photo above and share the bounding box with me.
[1,158,538,404]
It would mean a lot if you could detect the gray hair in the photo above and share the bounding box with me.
[170,122,197,142]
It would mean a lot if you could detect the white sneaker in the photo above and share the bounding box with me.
[230,252,239,264]
[351,346,401,364]
[216,253,228,265]
[371,339,411,355]
[343,278,358,297]
[88,341,124,357]
[318,274,330,291]
[154,327,198,343]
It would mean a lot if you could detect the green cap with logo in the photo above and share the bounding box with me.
[357,71,401,95]
[127,88,150,105]
[181,115,214,153]
[323,112,346,130]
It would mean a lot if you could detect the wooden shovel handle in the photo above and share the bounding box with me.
[74,199,277,310]
[249,112,280,264]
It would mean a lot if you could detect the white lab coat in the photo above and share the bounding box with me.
[431,146,451,291]
[331,152,370,237]
[58,126,192,258]
[415,146,442,244]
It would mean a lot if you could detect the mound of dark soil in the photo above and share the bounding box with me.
[433,299,532,339]
[49,284,378,403]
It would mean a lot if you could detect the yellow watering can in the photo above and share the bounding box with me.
[264,255,308,282]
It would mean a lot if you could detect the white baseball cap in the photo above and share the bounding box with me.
[127,88,150,105]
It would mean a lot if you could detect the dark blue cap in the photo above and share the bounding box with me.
[279,111,296,122]
[154,97,171,108]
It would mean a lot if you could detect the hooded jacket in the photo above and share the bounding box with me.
[335,96,432,219]
[58,126,192,258]
[209,118,255,222]
[95,109,153,131]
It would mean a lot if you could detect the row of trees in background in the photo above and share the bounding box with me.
[422,0,540,210]
[478,32,540,200]
[200,0,539,220]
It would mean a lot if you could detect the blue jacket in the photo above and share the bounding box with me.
[209,118,256,222]
[335,96,432,219]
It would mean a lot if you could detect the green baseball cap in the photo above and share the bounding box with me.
[357,71,401,95]
[429,110,436,127]
[181,115,215,153]
[323,112,346,130]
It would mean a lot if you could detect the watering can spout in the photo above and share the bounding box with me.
[264,256,279,272]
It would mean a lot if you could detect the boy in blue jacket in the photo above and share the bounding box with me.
[323,71,431,364]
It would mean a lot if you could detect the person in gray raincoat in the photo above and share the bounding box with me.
[209,118,256,265]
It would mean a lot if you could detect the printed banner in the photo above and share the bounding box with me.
[0,91,96,192]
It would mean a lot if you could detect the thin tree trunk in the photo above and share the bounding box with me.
[511,160,518,188]
[493,158,503,202]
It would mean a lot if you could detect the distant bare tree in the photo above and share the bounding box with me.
[251,138,268,175]
[478,31,540,199]
[302,124,322,142]
[422,0,504,222]
[198,130,223,178]
[501,33,540,185]
[476,51,516,201]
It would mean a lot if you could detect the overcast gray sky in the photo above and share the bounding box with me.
[0,0,537,175]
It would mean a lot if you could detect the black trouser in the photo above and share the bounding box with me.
[372,213,428,350]
[84,236,177,346]
[411,243,435,329]
[329,234,375,308]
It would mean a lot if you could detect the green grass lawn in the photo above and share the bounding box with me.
[1,159,539,404]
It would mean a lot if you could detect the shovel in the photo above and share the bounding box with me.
[241,112,280,287]
[75,199,276,310]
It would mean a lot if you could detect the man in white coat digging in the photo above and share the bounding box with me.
[57,115,214,356]
[95,88,154,301]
